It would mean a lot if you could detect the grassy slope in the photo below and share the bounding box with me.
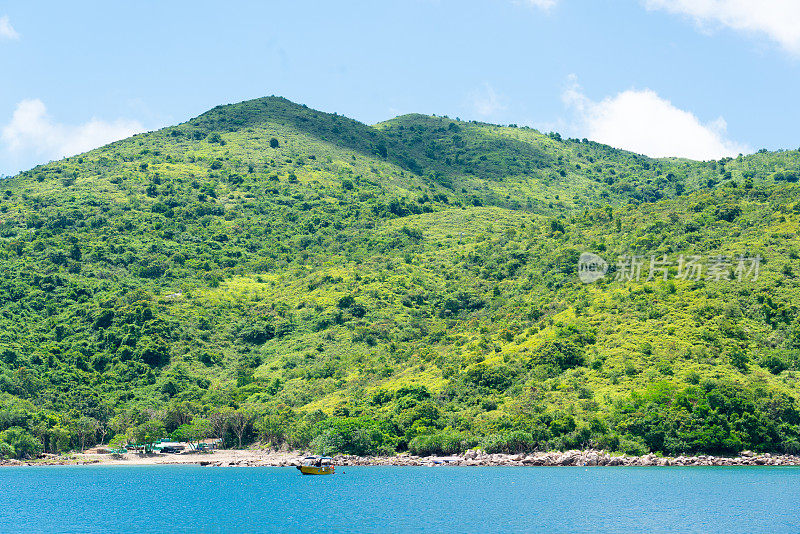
[1,96,800,458]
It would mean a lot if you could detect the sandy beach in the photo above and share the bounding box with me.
[4,448,800,468]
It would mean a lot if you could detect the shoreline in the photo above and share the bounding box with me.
[3,449,799,468]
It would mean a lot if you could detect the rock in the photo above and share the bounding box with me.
[640,454,657,466]
[740,450,754,457]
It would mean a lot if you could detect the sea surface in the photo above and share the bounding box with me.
[1,465,799,533]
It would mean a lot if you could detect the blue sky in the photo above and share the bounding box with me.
[1,0,799,175]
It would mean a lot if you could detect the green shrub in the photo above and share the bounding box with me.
[408,431,474,456]
[0,427,42,459]
[0,441,15,459]
[479,431,538,454]
[461,364,516,392]
[310,417,396,456]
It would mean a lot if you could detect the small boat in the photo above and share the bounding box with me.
[296,456,335,475]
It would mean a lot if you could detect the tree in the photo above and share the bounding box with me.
[133,420,166,453]
[209,410,229,447]
[96,421,108,446]
[137,337,170,367]
[269,138,280,149]
[109,412,135,444]
[164,401,196,432]
[0,427,43,459]
[75,416,99,452]
[172,418,212,450]
[254,410,295,449]
[190,418,213,448]
[30,413,58,454]
[228,409,255,449]
[49,425,71,454]
[0,442,14,459]
[108,434,128,451]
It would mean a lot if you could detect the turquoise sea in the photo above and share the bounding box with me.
[1,466,799,533]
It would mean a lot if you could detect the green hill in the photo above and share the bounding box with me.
[2,96,800,459]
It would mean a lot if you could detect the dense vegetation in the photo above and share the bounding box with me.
[2,96,800,459]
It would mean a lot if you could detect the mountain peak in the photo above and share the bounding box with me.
[186,96,318,132]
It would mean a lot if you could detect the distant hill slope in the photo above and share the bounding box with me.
[1,96,800,459]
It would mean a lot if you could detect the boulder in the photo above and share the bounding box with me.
[640,454,657,466]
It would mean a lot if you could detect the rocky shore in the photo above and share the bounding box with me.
[330,449,800,468]
[3,448,800,468]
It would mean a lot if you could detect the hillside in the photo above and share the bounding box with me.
[2,96,800,459]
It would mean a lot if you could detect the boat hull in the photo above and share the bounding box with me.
[298,465,335,475]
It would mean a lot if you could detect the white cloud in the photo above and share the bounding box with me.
[468,83,505,118]
[644,0,800,55]
[0,15,19,40]
[519,0,559,10]
[1,99,144,165]
[562,77,748,160]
